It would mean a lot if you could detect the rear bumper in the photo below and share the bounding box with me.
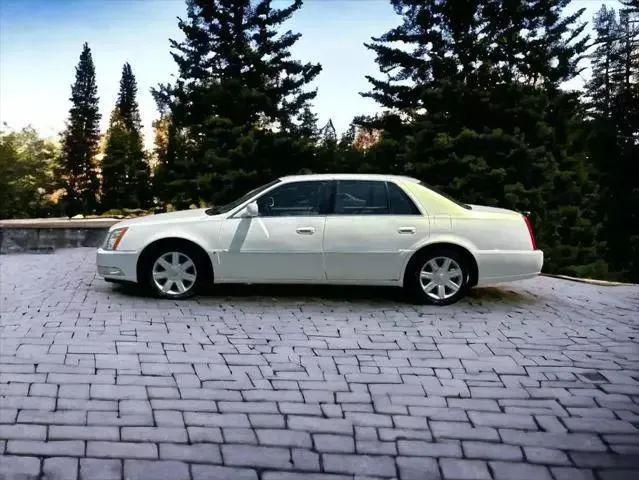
[475,249,543,286]
[96,248,139,283]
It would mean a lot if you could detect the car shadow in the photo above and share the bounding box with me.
[108,281,537,307]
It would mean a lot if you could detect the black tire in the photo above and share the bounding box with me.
[143,242,209,299]
[406,248,469,305]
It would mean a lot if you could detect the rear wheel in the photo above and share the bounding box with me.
[145,245,206,299]
[407,249,468,305]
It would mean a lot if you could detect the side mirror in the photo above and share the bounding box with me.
[244,201,259,217]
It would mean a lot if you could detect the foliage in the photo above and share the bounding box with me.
[58,43,101,215]
[5,0,639,283]
[585,3,639,281]
[0,126,60,219]
[152,0,321,208]
[359,0,603,276]
[102,63,151,210]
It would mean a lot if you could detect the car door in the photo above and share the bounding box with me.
[217,180,331,281]
[323,180,428,281]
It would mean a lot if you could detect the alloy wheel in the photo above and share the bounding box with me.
[152,251,197,296]
[419,256,463,300]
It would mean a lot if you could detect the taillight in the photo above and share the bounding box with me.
[523,215,537,250]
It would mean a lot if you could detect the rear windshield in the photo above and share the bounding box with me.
[419,182,472,210]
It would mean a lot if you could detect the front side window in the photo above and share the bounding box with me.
[334,180,388,215]
[256,181,330,217]
[206,179,280,215]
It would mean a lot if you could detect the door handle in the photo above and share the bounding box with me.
[296,227,315,235]
[398,226,416,234]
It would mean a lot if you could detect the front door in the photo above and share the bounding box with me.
[217,180,331,281]
[323,180,428,281]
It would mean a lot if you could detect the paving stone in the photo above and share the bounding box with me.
[79,459,121,480]
[396,456,440,480]
[121,427,188,443]
[550,467,596,480]
[256,429,312,448]
[431,421,499,441]
[7,440,84,457]
[159,443,222,463]
[0,424,47,440]
[43,457,79,480]
[0,455,41,480]
[468,411,536,429]
[86,441,157,459]
[398,440,462,457]
[222,445,292,469]
[524,446,571,465]
[490,461,553,480]
[191,465,257,480]
[263,474,350,480]
[440,458,491,480]
[322,453,396,476]
[49,425,119,441]
[124,460,189,480]
[463,441,523,461]
[313,434,355,453]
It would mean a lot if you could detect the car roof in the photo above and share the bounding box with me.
[279,173,420,183]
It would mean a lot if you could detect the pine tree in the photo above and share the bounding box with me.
[586,3,639,281]
[153,0,321,208]
[319,119,337,145]
[59,43,101,215]
[102,63,150,211]
[296,106,319,143]
[362,0,601,276]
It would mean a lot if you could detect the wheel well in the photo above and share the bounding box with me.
[136,238,213,283]
[403,242,478,287]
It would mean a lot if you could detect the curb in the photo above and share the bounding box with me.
[541,273,635,287]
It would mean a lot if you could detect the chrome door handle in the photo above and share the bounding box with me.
[398,226,416,234]
[296,227,315,235]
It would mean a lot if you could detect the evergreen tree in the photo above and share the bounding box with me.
[296,106,320,143]
[586,3,639,281]
[59,43,101,215]
[153,0,321,208]
[362,0,601,276]
[319,119,337,145]
[102,63,150,211]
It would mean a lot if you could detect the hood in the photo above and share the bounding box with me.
[467,204,522,218]
[112,208,209,229]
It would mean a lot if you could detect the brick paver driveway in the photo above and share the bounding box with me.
[1,248,638,480]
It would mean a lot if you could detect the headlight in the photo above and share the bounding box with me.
[103,227,128,250]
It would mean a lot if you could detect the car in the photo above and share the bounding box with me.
[97,174,543,305]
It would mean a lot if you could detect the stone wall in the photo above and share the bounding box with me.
[0,219,119,254]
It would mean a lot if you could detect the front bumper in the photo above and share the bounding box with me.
[96,248,139,283]
[475,249,544,286]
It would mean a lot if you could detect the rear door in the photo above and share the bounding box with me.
[323,180,428,281]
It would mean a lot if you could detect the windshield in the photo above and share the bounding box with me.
[205,179,281,215]
[419,181,472,210]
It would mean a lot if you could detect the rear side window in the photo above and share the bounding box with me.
[335,180,388,215]
[388,182,421,215]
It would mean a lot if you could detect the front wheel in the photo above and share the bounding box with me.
[407,249,469,305]
[146,248,202,299]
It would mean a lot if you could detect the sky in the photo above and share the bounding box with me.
[0,0,621,147]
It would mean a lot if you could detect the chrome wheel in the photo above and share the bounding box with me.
[152,251,197,296]
[419,256,463,300]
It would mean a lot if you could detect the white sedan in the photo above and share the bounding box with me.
[97,174,543,305]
